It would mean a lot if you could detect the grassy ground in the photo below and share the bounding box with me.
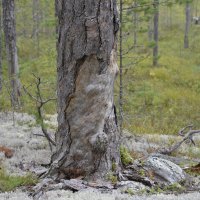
[0,168,37,192]
[0,2,200,135]
[120,4,200,134]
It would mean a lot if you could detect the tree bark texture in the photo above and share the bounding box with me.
[0,0,2,92]
[50,0,121,180]
[153,0,159,66]
[119,0,123,135]
[184,2,190,49]
[2,0,20,105]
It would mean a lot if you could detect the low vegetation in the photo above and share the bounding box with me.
[120,145,133,166]
[0,167,38,192]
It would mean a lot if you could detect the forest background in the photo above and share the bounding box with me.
[0,0,200,135]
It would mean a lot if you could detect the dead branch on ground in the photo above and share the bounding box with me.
[159,125,200,155]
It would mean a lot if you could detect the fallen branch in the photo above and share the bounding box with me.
[159,125,200,155]
[122,169,153,187]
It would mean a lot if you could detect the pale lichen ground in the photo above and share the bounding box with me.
[0,189,200,200]
[0,112,199,200]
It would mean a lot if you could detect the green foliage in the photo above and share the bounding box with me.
[163,183,185,192]
[112,162,117,172]
[120,145,133,165]
[0,168,38,192]
[107,172,118,184]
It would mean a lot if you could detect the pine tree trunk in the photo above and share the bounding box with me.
[49,0,121,180]
[0,0,2,92]
[32,0,40,56]
[148,17,153,42]
[184,2,190,49]
[153,0,159,66]
[133,1,138,47]
[2,0,20,105]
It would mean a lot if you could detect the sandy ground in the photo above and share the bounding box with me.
[0,112,199,200]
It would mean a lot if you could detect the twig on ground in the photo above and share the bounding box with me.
[159,125,200,155]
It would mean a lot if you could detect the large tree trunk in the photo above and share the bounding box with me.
[184,2,190,49]
[0,0,2,92]
[2,0,20,105]
[153,0,159,66]
[49,0,121,180]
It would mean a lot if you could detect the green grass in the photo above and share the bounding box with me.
[0,168,38,192]
[118,4,200,134]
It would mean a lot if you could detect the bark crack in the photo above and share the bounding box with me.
[97,0,102,50]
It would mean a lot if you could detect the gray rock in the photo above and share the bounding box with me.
[144,156,186,184]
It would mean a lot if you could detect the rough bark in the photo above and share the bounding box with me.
[49,0,121,180]
[2,0,20,105]
[184,2,190,49]
[119,0,123,134]
[0,0,2,92]
[153,0,159,66]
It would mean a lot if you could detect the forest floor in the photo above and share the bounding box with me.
[0,112,199,200]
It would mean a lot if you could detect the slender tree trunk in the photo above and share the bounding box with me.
[169,6,172,29]
[148,17,153,42]
[49,0,121,180]
[195,0,198,16]
[153,0,159,66]
[184,2,191,49]
[0,0,2,92]
[133,1,138,47]
[32,0,40,56]
[2,0,20,105]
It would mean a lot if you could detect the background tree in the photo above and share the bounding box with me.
[48,0,121,180]
[2,0,20,105]
[32,0,40,56]
[184,0,191,48]
[153,0,159,66]
[133,1,138,47]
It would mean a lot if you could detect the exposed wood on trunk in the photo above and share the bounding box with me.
[48,0,121,180]
[2,0,21,106]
